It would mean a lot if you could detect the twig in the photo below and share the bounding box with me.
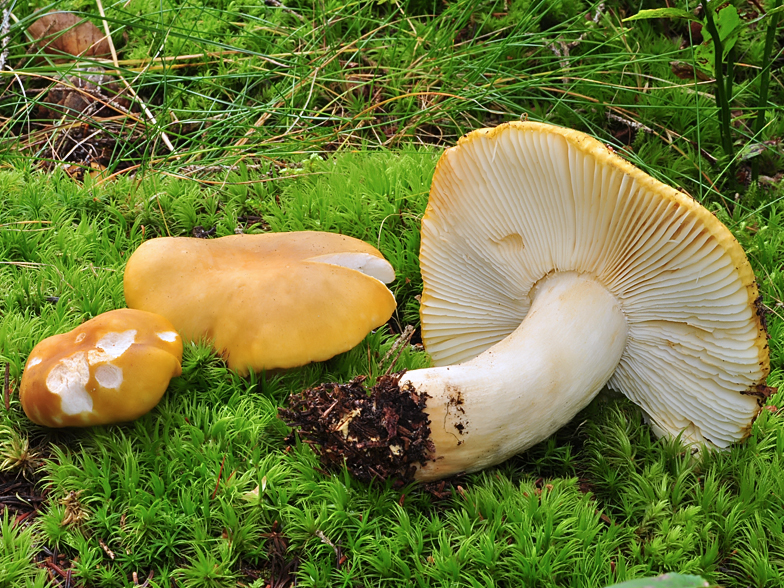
[285,66,320,134]
[264,0,306,21]
[0,260,107,285]
[211,456,226,499]
[157,169,326,186]
[548,3,605,82]
[540,85,720,185]
[380,325,415,375]
[150,194,172,237]
[59,128,104,163]
[315,529,345,566]
[9,71,146,124]
[321,399,339,419]
[0,221,55,233]
[235,80,309,147]
[0,261,48,268]
[109,50,242,68]
[132,570,153,587]
[98,538,115,560]
[606,112,653,135]
[178,163,272,175]
[0,221,52,227]
[94,0,176,154]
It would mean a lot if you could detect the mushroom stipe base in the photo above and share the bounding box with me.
[281,373,434,484]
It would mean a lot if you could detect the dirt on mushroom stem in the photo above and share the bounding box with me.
[280,373,434,484]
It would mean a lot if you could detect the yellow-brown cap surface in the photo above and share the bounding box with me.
[21,309,183,427]
[123,231,396,375]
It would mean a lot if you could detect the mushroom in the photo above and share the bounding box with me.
[283,122,771,482]
[20,309,183,427]
[123,231,396,375]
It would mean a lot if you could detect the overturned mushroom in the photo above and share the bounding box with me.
[283,122,771,482]
[124,231,396,375]
[21,309,183,427]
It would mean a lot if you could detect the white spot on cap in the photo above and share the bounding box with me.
[46,353,93,415]
[28,356,42,368]
[75,332,86,343]
[88,330,136,364]
[157,331,178,343]
[95,364,123,389]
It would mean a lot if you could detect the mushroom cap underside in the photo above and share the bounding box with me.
[420,121,769,448]
[123,231,397,374]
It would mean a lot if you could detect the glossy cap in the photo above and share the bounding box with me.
[124,231,397,375]
[21,309,183,427]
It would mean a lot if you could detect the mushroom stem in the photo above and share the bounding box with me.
[406,271,628,481]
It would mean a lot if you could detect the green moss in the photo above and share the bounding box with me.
[1,0,784,585]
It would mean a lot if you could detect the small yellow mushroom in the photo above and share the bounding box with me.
[20,309,183,427]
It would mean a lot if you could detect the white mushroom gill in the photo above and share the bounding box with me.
[46,353,93,415]
[420,125,764,455]
[309,252,396,284]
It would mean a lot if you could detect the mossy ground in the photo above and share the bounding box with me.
[1,0,783,587]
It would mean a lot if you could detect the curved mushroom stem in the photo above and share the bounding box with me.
[405,271,628,481]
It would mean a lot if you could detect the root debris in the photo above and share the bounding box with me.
[280,373,433,484]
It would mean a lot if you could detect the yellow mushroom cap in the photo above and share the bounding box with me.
[123,231,397,375]
[20,309,183,427]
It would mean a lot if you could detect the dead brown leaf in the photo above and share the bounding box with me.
[670,61,713,82]
[28,12,111,62]
[39,67,130,118]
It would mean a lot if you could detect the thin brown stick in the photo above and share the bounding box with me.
[539,85,720,191]
[211,456,226,499]
[265,0,306,21]
[152,194,172,237]
[113,50,243,67]
[380,325,415,375]
[156,169,327,186]
[98,538,115,560]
